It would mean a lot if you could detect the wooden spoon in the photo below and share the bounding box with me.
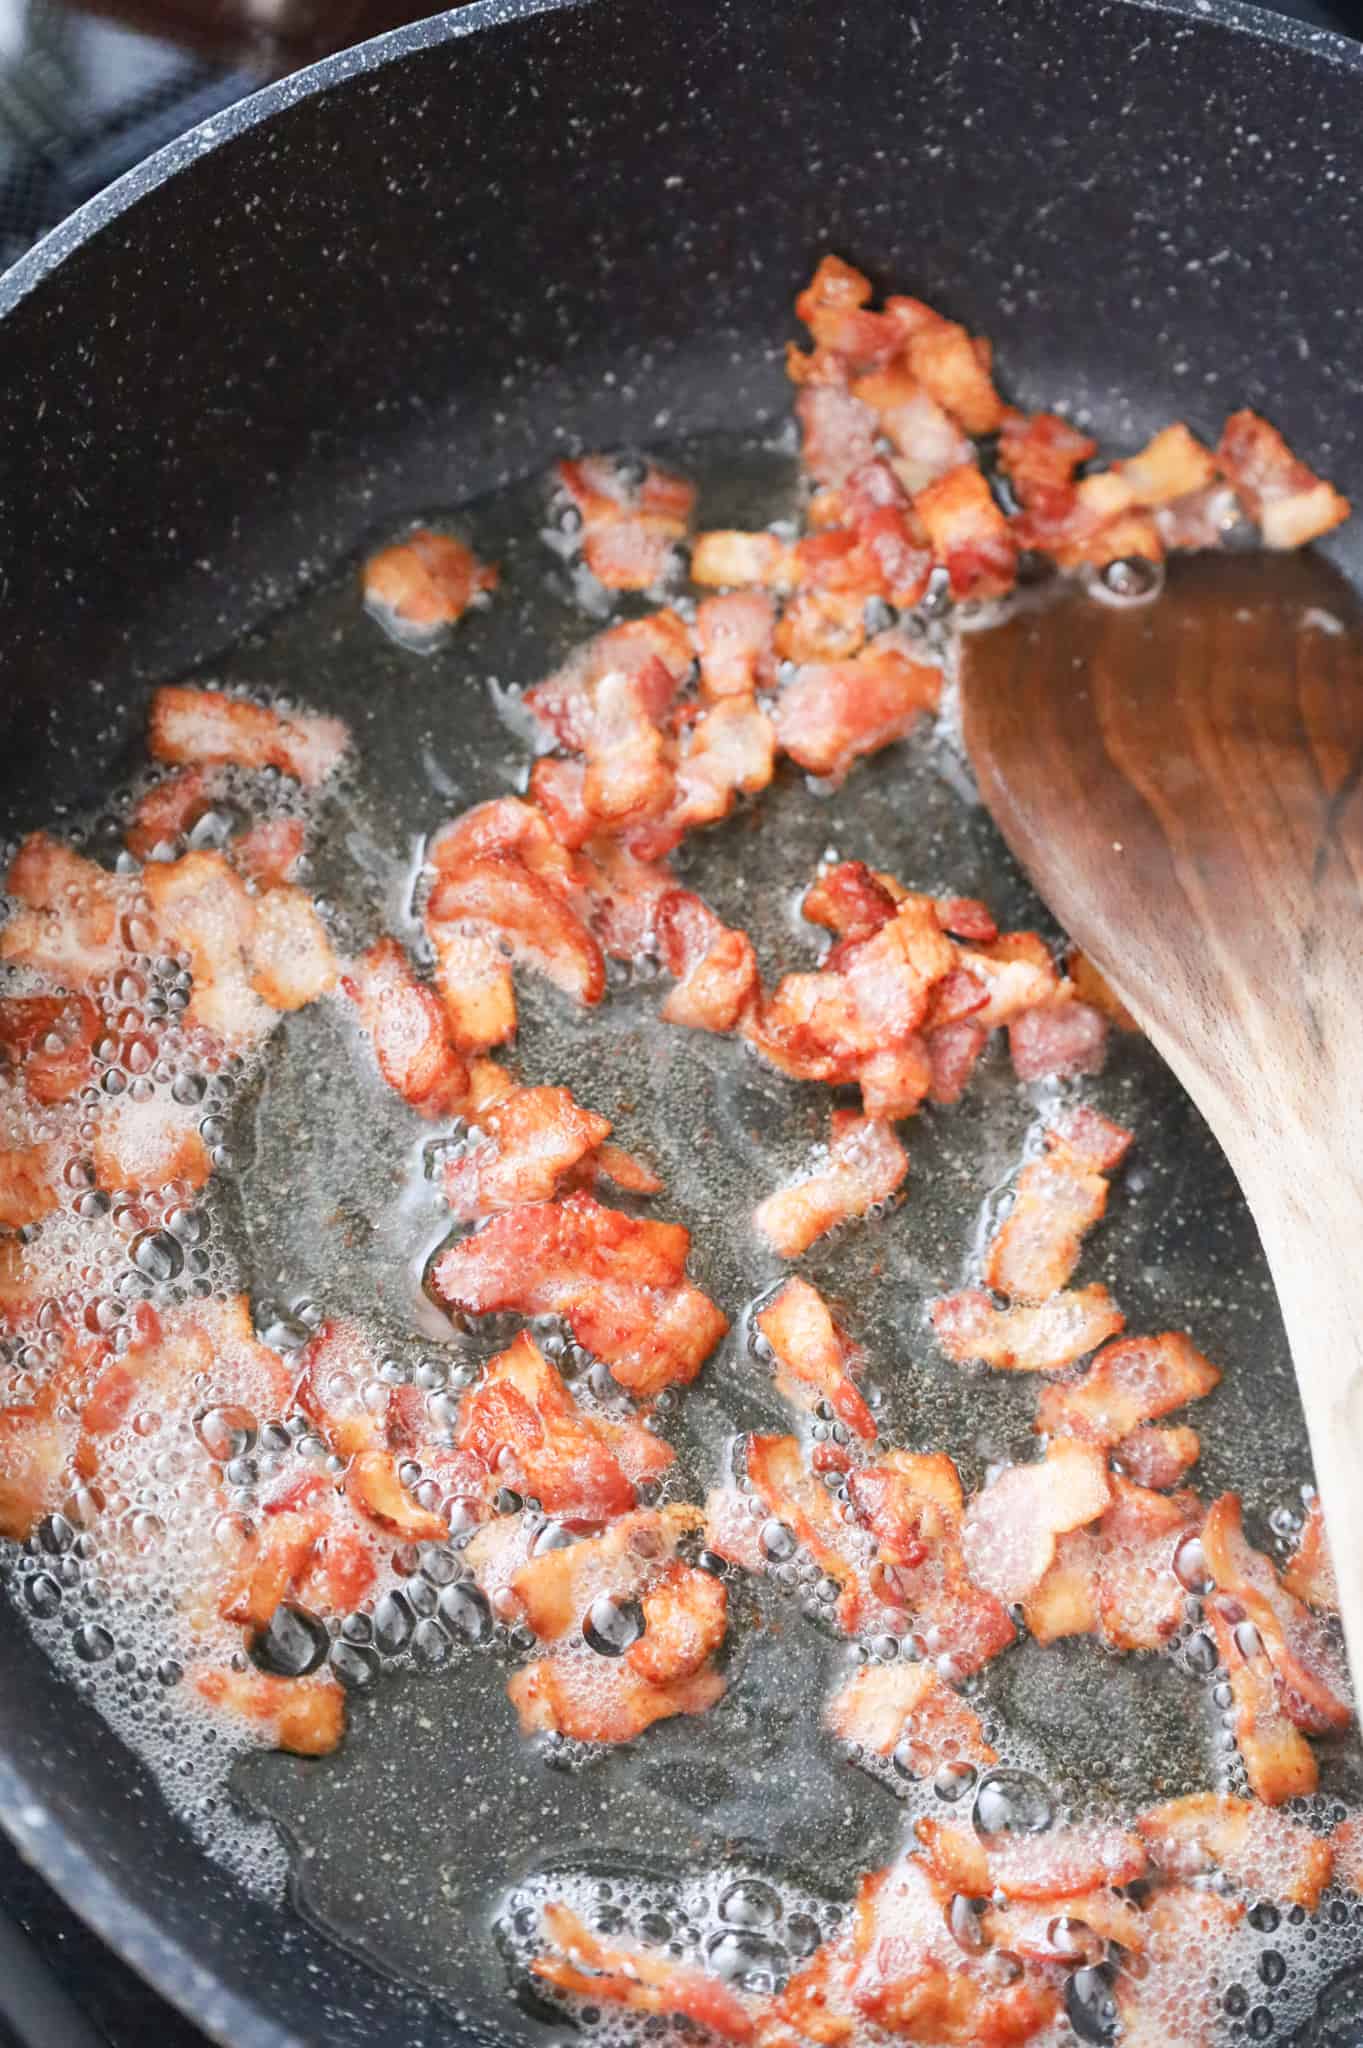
[961,547,1363,1692]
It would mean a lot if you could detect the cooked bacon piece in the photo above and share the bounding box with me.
[854,1041,934,1120]
[592,1142,662,1195]
[0,1397,72,1539]
[248,884,337,1011]
[525,611,693,754]
[149,685,348,787]
[979,1889,1147,1962]
[757,1278,876,1439]
[802,861,900,941]
[0,993,99,1107]
[142,849,271,1048]
[1217,408,1350,549]
[428,794,581,882]
[1036,1331,1221,1447]
[456,1332,670,1521]
[510,1652,723,1741]
[997,410,1097,533]
[916,1814,1146,1903]
[1118,422,1219,507]
[1021,1528,1101,1645]
[773,587,868,664]
[556,455,695,591]
[846,1450,1016,1671]
[427,859,605,1006]
[220,1507,323,1632]
[792,468,935,614]
[739,1433,868,1608]
[1209,1605,1319,1805]
[192,1667,345,1756]
[774,641,941,783]
[1065,947,1139,1031]
[984,1113,1133,1302]
[950,930,1057,1030]
[961,1439,1111,1606]
[1008,998,1108,1082]
[126,767,214,859]
[690,530,797,590]
[655,890,760,1034]
[424,920,517,1052]
[826,1659,996,1770]
[532,1903,755,2042]
[1,833,125,981]
[1094,1480,1200,1652]
[443,1085,611,1218]
[431,1191,727,1396]
[1113,1885,1245,2048]
[1139,1793,1333,1911]
[1202,1493,1352,1734]
[342,937,469,1118]
[345,1449,448,1542]
[0,1138,61,1228]
[627,1558,728,1683]
[913,464,1017,601]
[884,296,1006,436]
[926,1020,990,1105]
[931,1284,1124,1374]
[232,816,306,889]
[754,1113,907,1258]
[1282,1496,1338,1613]
[852,365,972,490]
[695,590,778,699]
[508,1506,702,1639]
[626,695,777,862]
[91,1094,212,1194]
[362,528,497,638]
[1112,1422,1202,1490]
[794,385,881,488]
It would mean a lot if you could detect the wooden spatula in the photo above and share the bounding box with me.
[960,548,1363,1693]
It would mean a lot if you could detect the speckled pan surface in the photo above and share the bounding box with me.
[4,3,1363,2045]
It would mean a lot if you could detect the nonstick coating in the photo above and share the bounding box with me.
[4,2,1363,2043]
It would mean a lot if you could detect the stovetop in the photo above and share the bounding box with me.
[0,0,1358,2041]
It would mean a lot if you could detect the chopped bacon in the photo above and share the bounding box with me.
[1118,422,1219,507]
[657,891,760,1033]
[885,296,1006,436]
[0,1140,63,1228]
[997,409,1097,534]
[442,1085,611,1218]
[0,993,99,1106]
[916,1813,1146,1902]
[690,530,797,590]
[220,1507,323,1632]
[342,936,469,1118]
[774,641,941,783]
[627,695,777,862]
[627,1557,728,1683]
[1113,1885,1245,2048]
[754,1113,907,1258]
[1209,1604,1319,1805]
[425,921,517,1052]
[802,861,900,941]
[1065,947,1139,1031]
[593,1142,663,1195]
[695,591,778,699]
[961,1439,1110,1606]
[852,365,973,490]
[525,611,693,754]
[846,1450,1016,1670]
[532,1903,755,2042]
[740,1433,867,1607]
[362,528,498,639]
[427,858,605,1006]
[249,884,337,1011]
[232,816,306,889]
[91,1094,212,1194]
[913,464,1018,600]
[794,386,881,488]
[0,1397,72,1540]
[773,587,868,664]
[1008,998,1108,1082]
[508,1506,703,1639]
[1,833,124,981]
[756,1278,876,1439]
[984,1114,1132,1302]
[556,455,695,591]
[1282,1496,1337,1613]
[1202,1492,1352,1735]
[126,767,213,859]
[1092,1480,1201,1652]
[951,930,1057,1029]
[345,1448,449,1542]
[1216,408,1350,549]
[931,1283,1124,1373]
[431,1191,727,1396]
[1139,1793,1333,1911]
[926,1019,990,1104]
[141,849,271,1048]
[1037,1331,1221,1447]
[192,1667,345,1756]
[1112,1422,1202,1490]
[979,1889,1147,1962]
[826,1660,995,1771]
[149,685,348,787]
[511,1651,710,1745]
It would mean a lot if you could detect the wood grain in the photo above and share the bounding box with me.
[962,549,1363,1697]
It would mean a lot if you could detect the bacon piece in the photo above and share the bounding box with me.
[0,993,99,1106]
[1209,1604,1319,1805]
[509,1651,725,1742]
[556,455,695,592]
[847,1451,1016,1671]
[627,1558,728,1683]
[149,685,348,787]
[192,1668,345,1756]
[826,1660,996,1770]
[1008,998,1108,1082]
[1112,1422,1201,1490]
[248,884,337,1011]
[656,890,760,1034]
[220,1507,322,1632]
[1216,408,1350,549]
[431,1191,727,1396]
[1061,948,1139,1032]
[532,1903,755,2042]
[984,1114,1133,1302]
[802,862,900,941]
[1021,1528,1101,1645]
[1,833,124,981]
[773,587,868,664]
[142,849,271,1048]
[508,1506,702,1639]
[741,1433,868,1607]
[1333,1815,1363,1893]
[592,1142,662,1195]
[961,1440,1110,1606]
[427,859,605,1006]
[694,590,778,699]
[627,695,777,862]
[1202,1492,1352,1734]
[0,1397,72,1540]
[126,767,213,859]
[232,816,306,889]
[916,1815,1146,1904]
[362,528,497,639]
[1282,1496,1337,1613]
[774,642,941,783]
[885,296,1006,435]
[425,921,517,1052]
[1113,1885,1245,2048]
[852,365,972,490]
[1139,1793,1333,1911]
[794,385,881,488]
[345,1449,449,1542]
[979,1889,1148,1962]
[91,1094,212,1193]
[997,410,1098,535]
[1118,422,1219,507]
[443,1085,611,1218]
[757,1278,876,1439]
[754,1113,907,1258]
[525,611,693,754]
[1037,1331,1221,1446]
[855,1041,934,1120]
[953,930,1059,1029]
[456,1331,669,1521]
[342,937,469,1118]
[690,530,797,590]
[926,1020,990,1105]
[931,1284,1124,1373]
[1093,1480,1201,1652]
[913,464,1018,600]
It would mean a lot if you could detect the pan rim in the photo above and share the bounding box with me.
[0,0,1361,2043]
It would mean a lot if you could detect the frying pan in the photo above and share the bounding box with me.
[4,1,1363,2044]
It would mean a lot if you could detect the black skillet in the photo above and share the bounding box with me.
[4,2,1363,2044]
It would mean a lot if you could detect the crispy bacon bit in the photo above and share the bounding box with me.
[961,1439,1111,1606]
[0,993,99,1106]
[852,365,973,490]
[1113,1885,1245,2048]
[794,386,880,488]
[532,1903,755,2041]
[627,1558,728,1684]
[913,464,1018,600]
[149,685,348,787]
[826,1660,996,1770]
[802,861,900,941]
[141,849,270,1048]
[0,1398,71,1540]
[1113,1422,1202,1490]
[249,884,337,1011]
[425,921,517,1052]
[508,1506,702,1639]
[431,1191,727,1396]
[886,297,1006,435]
[2,833,124,981]
[1093,1481,1201,1652]
[916,1814,1147,1902]
[656,890,760,1034]
[739,1434,866,1607]
[846,1450,1016,1670]
[556,455,695,591]
[91,1095,212,1194]
[442,1085,611,1218]
[345,1448,448,1542]
[774,641,942,783]
[979,1889,1147,1962]
[773,587,869,664]
[695,591,778,699]
[220,1507,322,1632]
[690,530,797,591]
[930,1283,1124,1373]
[509,1652,725,1744]
[192,1667,345,1756]
[753,1113,907,1258]
[1008,998,1108,1082]
[1202,1493,1352,1735]
[1065,947,1140,1031]
[1118,422,1219,507]
[926,1019,990,1104]
[984,1114,1132,1302]
[232,816,306,889]
[1210,1604,1319,1805]
[362,528,498,640]
[342,936,469,1118]
[1282,1496,1337,1613]
[525,611,693,754]
[427,858,605,1007]
[592,1142,663,1195]
[1036,1331,1221,1446]
[1216,408,1350,549]
[756,1278,876,1439]
[126,767,213,859]
[1139,1793,1333,1911]
[998,409,1097,534]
